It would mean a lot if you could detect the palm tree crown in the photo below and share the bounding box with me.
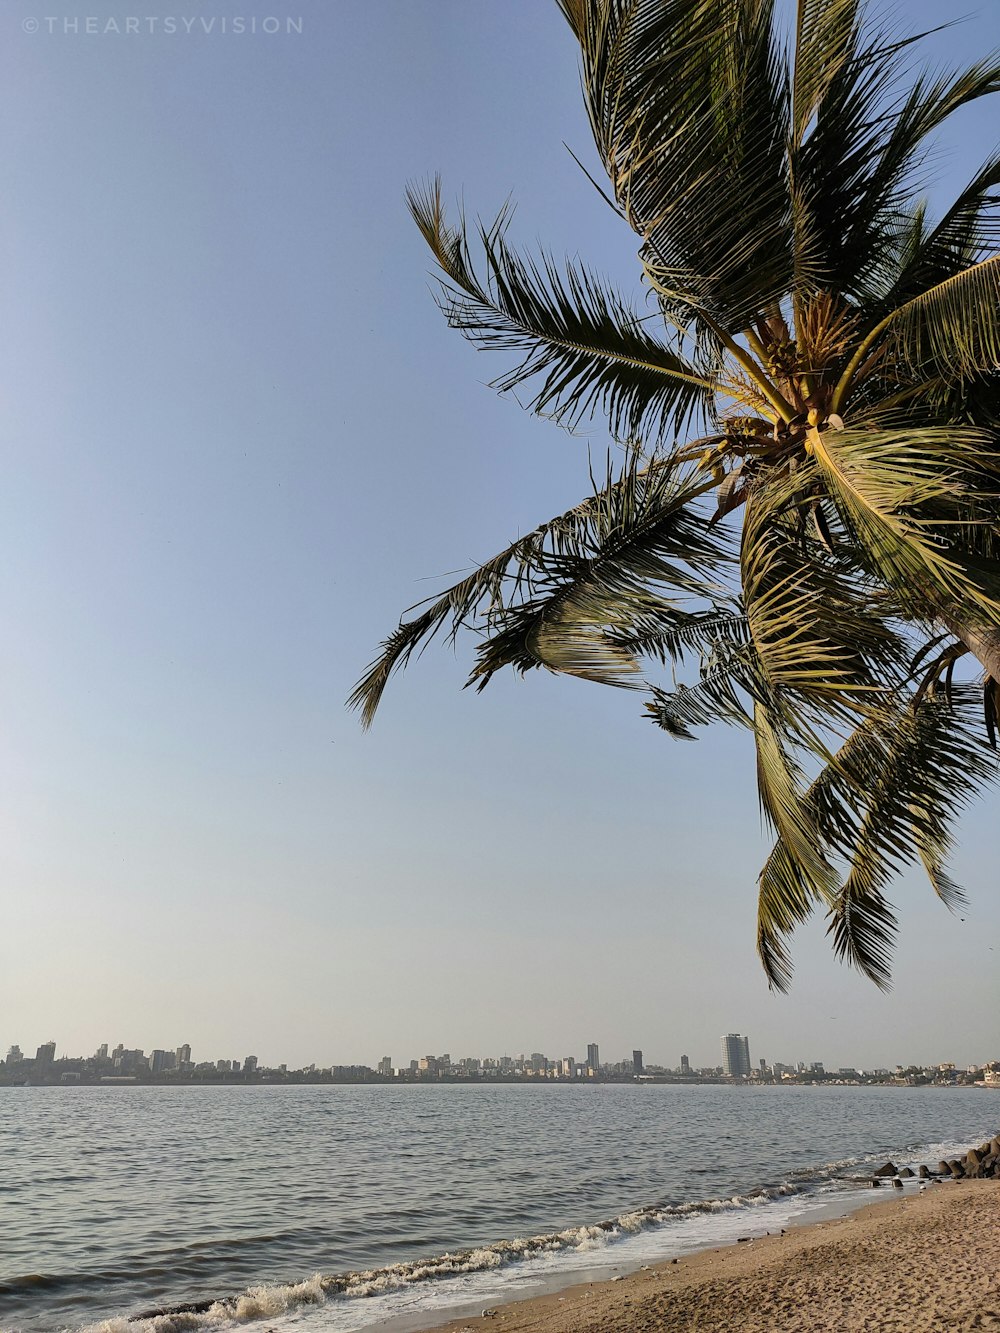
[351,0,1000,990]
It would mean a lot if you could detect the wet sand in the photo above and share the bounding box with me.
[418,1180,1000,1332]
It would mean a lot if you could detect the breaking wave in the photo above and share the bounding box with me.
[80,1183,801,1333]
[72,1132,995,1333]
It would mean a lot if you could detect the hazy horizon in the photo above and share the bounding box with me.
[2,1,999,1075]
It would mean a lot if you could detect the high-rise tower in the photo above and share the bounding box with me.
[721,1033,751,1077]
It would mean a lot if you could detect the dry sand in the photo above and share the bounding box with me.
[421,1180,1000,1333]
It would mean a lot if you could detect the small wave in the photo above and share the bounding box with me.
[91,1184,800,1333]
[86,1275,328,1332]
[76,1135,992,1333]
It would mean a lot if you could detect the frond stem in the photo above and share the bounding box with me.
[696,310,797,424]
[830,312,895,417]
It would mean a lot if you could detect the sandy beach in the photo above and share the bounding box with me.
[421,1181,1000,1333]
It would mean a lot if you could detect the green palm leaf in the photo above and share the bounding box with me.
[471,459,728,688]
[740,471,905,714]
[879,254,1000,384]
[882,154,1000,309]
[407,181,714,440]
[806,425,1000,622]
[759,688,996,990]
[791,0,861,144]
[561,0,792,330]
[349,457,727,723]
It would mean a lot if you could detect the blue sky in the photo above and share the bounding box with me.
[1,0,998,1071]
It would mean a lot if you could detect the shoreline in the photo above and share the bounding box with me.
[394,1180,1000,1333]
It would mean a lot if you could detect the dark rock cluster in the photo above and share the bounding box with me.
[867,1135,1000,1187]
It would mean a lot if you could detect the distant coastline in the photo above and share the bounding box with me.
[4,1070,998,1089]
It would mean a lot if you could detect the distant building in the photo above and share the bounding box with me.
[632,1050,643,1075]
[176,1044,192,1068]
[150,1050,175,1075]
[680,1054,691,1076]
[378,1056,393,1076]
[561,1057,575,1076]
[96,1044,109,1060]
[116,1049,147,1075]
[721,1034,751,1077]
[6,1045,23,1064]
[35,1042,56,1069]
[587,1043,600,1074]
[243,1056,258,1073]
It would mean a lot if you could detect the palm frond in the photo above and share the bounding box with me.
[753,702,840,958]
[564,0,792,330]
[879,254,1000,384]
[828,685,996,986]
[645,627,757,739]
[806,425,1000,623]
[348,458,728,723]
[759,687,996,990]
[407,181,714,441]
[881,154,1000,309]
[610,605,749,666]
[846,56,1000,294]
[793,19,1000,301]
[470,459,729,689]
[792,0,862,144]
[791,15,936,297]
[740,470,906,714]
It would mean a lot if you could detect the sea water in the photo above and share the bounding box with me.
[0,1083,994,1333]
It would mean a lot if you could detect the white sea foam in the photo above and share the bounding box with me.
[78,1183,812,1333]
[77,1134,998,1333]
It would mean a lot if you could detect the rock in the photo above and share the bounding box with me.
[872,1161,899,1177]
[965,1148,983,1168]
[949,1161,965,1178]
[898,1167,915,1178]
[937,1161,952,1175]
[892,1178,903,1189]
[870,1178,882,1187]
[918,1165,931,1179]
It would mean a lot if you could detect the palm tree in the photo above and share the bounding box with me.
[350,0,1000,990]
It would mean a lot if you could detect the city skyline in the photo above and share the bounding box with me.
[7,1030,1000,1080]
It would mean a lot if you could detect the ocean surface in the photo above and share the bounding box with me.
[1,1083,995,1333]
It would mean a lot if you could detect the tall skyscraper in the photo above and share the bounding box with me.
[680,1054,691,1076]
[176,1044,191,1068]
[632,1049,643,1075]
[586,1043,600,1073]
[721,1034,751,1077]
[35,1041,56,1069]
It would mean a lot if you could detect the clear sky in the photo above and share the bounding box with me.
[1,0,998,1073]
